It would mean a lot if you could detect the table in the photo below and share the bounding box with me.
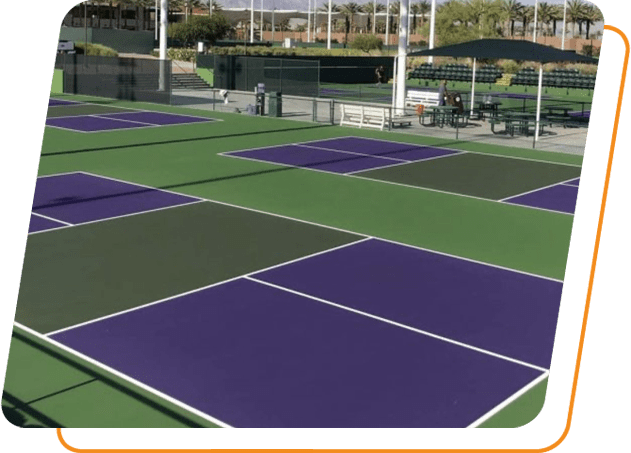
[476,101,502,119]
[420,106,459,128]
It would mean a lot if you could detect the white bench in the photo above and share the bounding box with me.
[339,104,413,131]
[405,90,442,108]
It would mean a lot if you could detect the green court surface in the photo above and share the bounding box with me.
[358,152,581,200]
[3,93,584,428]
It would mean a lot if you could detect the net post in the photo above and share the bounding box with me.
[312,98,317,122]
[330,99,335,125]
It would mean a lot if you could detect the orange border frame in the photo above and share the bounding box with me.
[55,24,628,453]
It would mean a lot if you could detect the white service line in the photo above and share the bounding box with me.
[500,176,582,202]
[36,171,83,179]
[246,276,549,373]
[14,322,232,428]
[55,171,563,282]
[295,143,409,162]
[44,237,372,337]
[28,200,205,237]
[466,371,550,428]
[31,211,73,226]
[302,135,583,168]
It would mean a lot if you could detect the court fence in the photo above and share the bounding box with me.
[197,55,320,98]
[56,53,172,105]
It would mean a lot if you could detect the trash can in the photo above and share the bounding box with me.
[268,92,282,117]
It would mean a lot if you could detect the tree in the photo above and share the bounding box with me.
[465,0,503,39]
[583,4,603,39]
[500,0,523,37]
[339,2,361,45]
[168,13,231,45]
[550,4,563,38]
[520,5,534,38]
[205,0,222,17]
[536,2,555,36]
[362,2,386,34]
[350,34,383,52]
[567,0,586,38]
[418,1,431,28]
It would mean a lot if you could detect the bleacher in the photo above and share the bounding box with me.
[510,68,596,90]
[409,63,503,84]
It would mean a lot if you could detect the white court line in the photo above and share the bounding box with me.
[345,150,467,175]
[221,145,573,216]
[466,371,550,428]
[31,211,73,226]
[246,277,548,373]
[36,171,83,179]
[72,171,564,283]
[302,135,583,168]
[500,176,581,202]
[295,143,410,162]
[28,200,205,237]
[13,322,233,428]
[44,237,372,337]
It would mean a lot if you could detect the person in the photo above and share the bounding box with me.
[375,65,386,87]
[438,80,448,106]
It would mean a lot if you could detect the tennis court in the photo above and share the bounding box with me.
[3,93,582,428]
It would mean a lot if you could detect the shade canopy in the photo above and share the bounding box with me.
[408,39,598,64]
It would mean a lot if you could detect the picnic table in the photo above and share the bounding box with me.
[491,111,546,137]
[476,101,502,120]
[420,105,466,128]
[546,106,573,117]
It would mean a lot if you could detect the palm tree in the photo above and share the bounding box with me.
[319,2,340,33]
[417,1,431,28]
[567,0,586,38]
[389,1,400,35]
[339,2,361,44]
[550,4,563,38]
[206,0,222,17]
[520,5,534,38]
[500,0,523,37]
[410,2,421,34]
[583,4,603,39]
[536,2,555,37]
[466,0,502,39]
[362,2,385,34]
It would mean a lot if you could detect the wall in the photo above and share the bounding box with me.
[59,27,155,54]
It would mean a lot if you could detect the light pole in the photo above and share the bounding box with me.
[428,0,436,64]
[395,0,409,113]
[159,0,169,91]
[308,0,312,43]
[261,0,264,42]
[250,0,255,43]
[385,0,390,48]
[562,0,567,50]
[327,0,332,49]
[533,0,539,43]
[155,0,159,40]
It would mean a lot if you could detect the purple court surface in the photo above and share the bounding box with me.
[49,98,81,107]
[503,183,579,215]
[226,137,460,175]
[28,213,67,233]
[31,172,198,225]
[46,111,213,132]
[51,277,543,428]
[254,238,561,369]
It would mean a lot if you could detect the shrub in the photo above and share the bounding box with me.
[74,42,118,57]
[500,60,521,74]
[350,35,383,52]
[150,48,198,62]
[582,44,600,58]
